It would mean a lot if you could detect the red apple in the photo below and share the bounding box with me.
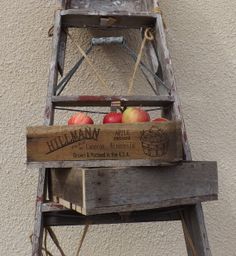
[152,117,169,123]
[68,112,94,125]
[122,107,150,123]
[103,112,123,124]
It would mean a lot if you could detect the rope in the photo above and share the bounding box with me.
[44,228,50,256]
[153,7,162,14]
[66,32,112,94]
[76,223,90,256]
[30,231,53,256]
[48,26,112,94]
[128,28,154,95]
[152,6,167,30]
[46,227,66,256]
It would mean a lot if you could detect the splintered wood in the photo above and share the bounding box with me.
[27,122,182,163]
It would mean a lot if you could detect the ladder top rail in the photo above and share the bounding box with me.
[62,0,155,14]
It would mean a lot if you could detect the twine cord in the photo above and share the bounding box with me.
[128,28,154,95]
[46,227,66,256]
[153,6,162,14]
[66,32,112,94]
[49,25,158,96]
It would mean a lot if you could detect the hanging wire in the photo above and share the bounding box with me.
[55,106,164,114]
[56,45,93,96]
[55,107,109,115]
[122,42,171,93]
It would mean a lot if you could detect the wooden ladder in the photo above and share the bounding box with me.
[31,1,217,255]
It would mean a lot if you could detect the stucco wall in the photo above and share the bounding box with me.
[0,0,236,255]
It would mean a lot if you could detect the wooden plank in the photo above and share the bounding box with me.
[51,168,83,209]
[27,122,182,163]
[61,10,156,29]
[50,161,217,215]
[28,159,180,169]
[44,206,183,226]
[52,95,174,107]
[32,11,63,256]
[182,204,212,256]
[67,0,153,13]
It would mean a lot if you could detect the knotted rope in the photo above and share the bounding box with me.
[127,28,154,95]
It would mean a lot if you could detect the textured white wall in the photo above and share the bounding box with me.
[0,0,235,255]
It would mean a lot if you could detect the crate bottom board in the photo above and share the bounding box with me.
[51,161,218,216]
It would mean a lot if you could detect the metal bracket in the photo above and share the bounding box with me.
[92,37,124,46]
[56,36,169,96]
[110,100,122,112]
[100,17,117,27]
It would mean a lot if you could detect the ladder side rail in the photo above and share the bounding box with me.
[144,38,162,95]
[153,7,191,159]
[153,1,212,255]
[58,28,67,76]
[32,10,62,256]
[183,204,212,256]
[44,10,62,126]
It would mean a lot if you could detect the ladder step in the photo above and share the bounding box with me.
[29,159,178,169]
[52,95,174,107]
[61,10,156,29]
[43,206,183,226]
[42,202,68,212]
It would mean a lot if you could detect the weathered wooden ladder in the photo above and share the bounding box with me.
[30,0,218,255]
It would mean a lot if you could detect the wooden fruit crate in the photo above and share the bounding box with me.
[51,162,218,215]
[27,122,182,168]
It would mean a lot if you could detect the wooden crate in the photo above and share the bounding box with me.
[66,0,154,13]
[51,161,218,215]
[27,122,182,167]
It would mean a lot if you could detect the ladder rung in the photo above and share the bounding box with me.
[42,202,67,212]
[61,10,156,29]
[28,159,177,169]
[52,95,174,107]
[44,206,182,227]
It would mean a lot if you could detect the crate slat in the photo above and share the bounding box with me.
[61,10,156,29]
[51,161,218,215]
[27,122,182,165]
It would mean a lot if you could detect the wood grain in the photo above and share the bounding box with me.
[51,161,218,215]
[61,10,156,29]
[67,0,154,13]
[27,122,182,163]
[52,95,174,107]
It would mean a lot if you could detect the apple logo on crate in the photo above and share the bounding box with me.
[140,127,169,157]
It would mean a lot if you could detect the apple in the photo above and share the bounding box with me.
[68,112,94,125]
[152,117,169,123]
[122,107,150,123]
[103,112,123,124]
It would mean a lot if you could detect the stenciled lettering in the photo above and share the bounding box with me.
[46,127,100,154]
